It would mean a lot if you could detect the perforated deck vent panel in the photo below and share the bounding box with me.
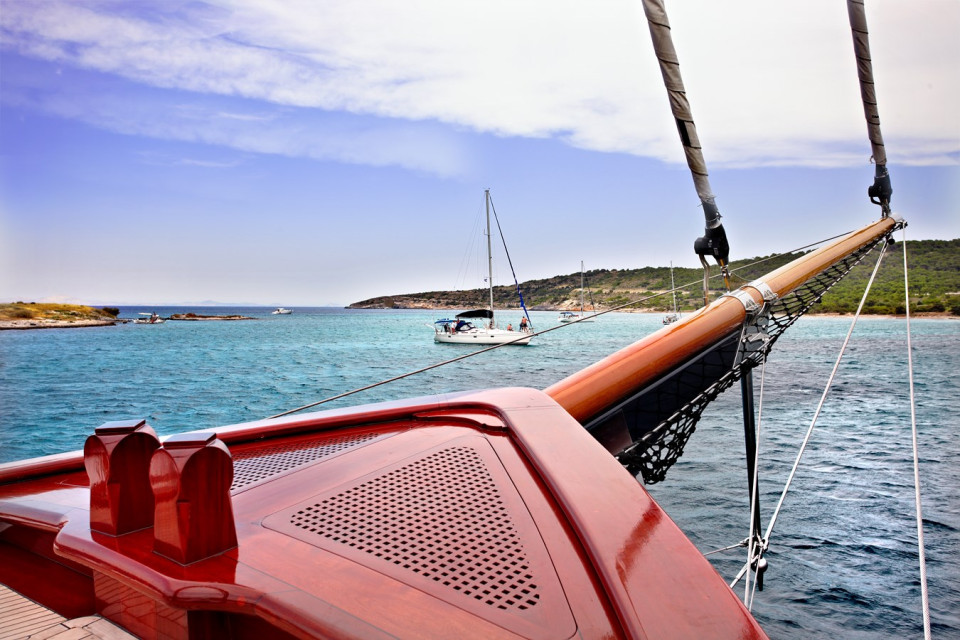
[230,432,381,492]
[262,435,575,637]
[291,445,539,611]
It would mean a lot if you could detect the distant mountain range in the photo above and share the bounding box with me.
[349,239,960,316]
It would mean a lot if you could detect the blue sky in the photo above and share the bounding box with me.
[1,0,957,307]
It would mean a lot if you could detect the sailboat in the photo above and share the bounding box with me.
[558,261,596,323]
[662,262,680,324]
[0,3,928,640]
[434,189,534,345]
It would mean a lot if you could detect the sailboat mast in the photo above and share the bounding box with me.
[670,261,677,314]
[580,261,585,313]
[485,189,495,323]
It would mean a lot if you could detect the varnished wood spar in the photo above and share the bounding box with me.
[545,216,898,424]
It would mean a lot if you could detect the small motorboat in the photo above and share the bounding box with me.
[272,308,293,315]
[133,312,165,324]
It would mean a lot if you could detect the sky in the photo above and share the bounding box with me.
[1,0,957,307]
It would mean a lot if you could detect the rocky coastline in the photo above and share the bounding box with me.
[168,313,255,321]
[0,303,261,330]
[0,302,120,331]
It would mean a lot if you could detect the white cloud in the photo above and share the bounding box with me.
[1,0,956,169]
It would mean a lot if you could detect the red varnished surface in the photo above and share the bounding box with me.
[0,449,85,485]
[1,389,767,639]
[85,419,160,536]
[259,431,576,640]
[0,537,94,618]
[149,432,237,564]
[496,388,767,639]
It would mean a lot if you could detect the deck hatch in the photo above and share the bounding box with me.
[230,432,381,492]
[289,445,539,611]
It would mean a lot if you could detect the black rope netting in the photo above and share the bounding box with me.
[609,230,899,484]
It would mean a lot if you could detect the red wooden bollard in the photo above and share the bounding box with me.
[84,419,161,536]
[149,432,237,564]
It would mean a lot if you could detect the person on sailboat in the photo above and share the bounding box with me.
[519,316,528,332]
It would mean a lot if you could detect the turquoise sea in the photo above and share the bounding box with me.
[1,307,957,638]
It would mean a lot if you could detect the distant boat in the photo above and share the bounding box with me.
[133,312,164,324]
[272,308,293,315]
[662,262,681,325]
[558,261,596,323]
[434,189,533,345]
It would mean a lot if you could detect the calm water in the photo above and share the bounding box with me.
[1,307,957,638]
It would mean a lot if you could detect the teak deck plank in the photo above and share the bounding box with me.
[0,584,65,639]
[0,584,134,640]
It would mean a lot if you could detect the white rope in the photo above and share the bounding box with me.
[762,240,889,547]
[703,540,748,556]
[902,228,932,639]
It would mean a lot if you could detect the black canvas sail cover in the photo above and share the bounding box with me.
[456,309,494,319]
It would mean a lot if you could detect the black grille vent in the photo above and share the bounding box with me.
[231,433,380,491]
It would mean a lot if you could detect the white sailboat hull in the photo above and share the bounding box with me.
[559,314,595,323]
[434,328,532,345]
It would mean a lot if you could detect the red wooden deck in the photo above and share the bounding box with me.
[0,388,767,639]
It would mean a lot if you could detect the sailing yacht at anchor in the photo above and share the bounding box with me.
[434,189,534,345]
[662,261,680,324]
[558,261,596,323]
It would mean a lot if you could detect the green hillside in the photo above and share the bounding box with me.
[349,239,960,315]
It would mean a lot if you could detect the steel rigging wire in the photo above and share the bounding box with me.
[902,228,931,639]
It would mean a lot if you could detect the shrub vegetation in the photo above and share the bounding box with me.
[350,239,960,316]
